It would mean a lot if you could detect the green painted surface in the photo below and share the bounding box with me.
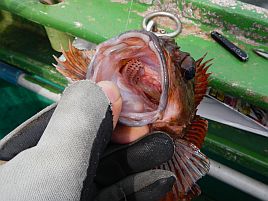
[204,120,268,178]
[44,26,74,52]
[196,175,259,201]
[0,10,68,87]
[0,80,52,139]
[0,0,267,109]
[0,0,146,43]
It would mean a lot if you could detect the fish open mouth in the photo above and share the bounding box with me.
[87,31,168,126]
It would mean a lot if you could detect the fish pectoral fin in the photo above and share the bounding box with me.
[53,41,92,81]
[183,115,208,149]
[160,139,210,201]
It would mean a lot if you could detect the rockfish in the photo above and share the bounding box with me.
[54,30,212,201]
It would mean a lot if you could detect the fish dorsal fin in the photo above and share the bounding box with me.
[53,42,92,81]
[183,115,208,149]
[194,54,212,107]
[160,139,210,201]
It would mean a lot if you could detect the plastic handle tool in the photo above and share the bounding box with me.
[211,31,248,62]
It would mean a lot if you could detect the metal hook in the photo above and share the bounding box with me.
[142,11,182,37]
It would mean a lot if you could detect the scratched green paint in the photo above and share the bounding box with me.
[203,119,268,179]
[205,119,268,183]
[0,0,267,109]
[181,0,268,42]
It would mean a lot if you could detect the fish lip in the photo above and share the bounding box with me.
[86,30,169,126]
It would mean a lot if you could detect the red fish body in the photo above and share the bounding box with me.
[55,30,212,201]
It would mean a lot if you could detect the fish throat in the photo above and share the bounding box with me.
[121,58,162,105]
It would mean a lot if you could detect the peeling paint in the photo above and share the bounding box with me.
[180,1,268,45]
[231,82,239,87]
[0,10,13,32]
[180,23,211,40]
[136,1,266,44]
[39,11,48,15]
[111,0,128,4]
[241,3,268,17]
[246,89,256,97]
[210,0,237,7]
[143,2,180,16]
[87,16,95,22]
[136,2,211,40]
[137,0,154,5]
[235,35,261,47]
[74,21,83,28]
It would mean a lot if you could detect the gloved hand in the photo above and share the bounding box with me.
[0,80,176,201]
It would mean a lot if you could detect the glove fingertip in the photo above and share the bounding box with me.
[127,172,176,201]
[95,170,176,201]
[133,180,175,201]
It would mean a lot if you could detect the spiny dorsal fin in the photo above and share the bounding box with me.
[183,115,208,149]
[194,54,212,107]
[160,139,210,201]
[53,41,93,81]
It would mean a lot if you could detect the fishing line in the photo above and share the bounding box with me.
[125,0,134,30]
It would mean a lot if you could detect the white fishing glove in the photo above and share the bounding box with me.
[0,80,176,201]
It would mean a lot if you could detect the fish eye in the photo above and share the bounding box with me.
[180,55,196,80]
[184,65,195,80]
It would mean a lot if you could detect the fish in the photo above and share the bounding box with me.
[54,30,212,201]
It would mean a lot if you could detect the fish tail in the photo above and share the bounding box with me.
[160,139,210,201]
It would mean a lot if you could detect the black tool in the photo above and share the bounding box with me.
[211,31,248,62]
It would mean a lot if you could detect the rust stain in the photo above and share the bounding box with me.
[263,96,268,104]
[180,24,211,40]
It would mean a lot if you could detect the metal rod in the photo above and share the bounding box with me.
[209,160,268,201]
[17,74,60,102]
